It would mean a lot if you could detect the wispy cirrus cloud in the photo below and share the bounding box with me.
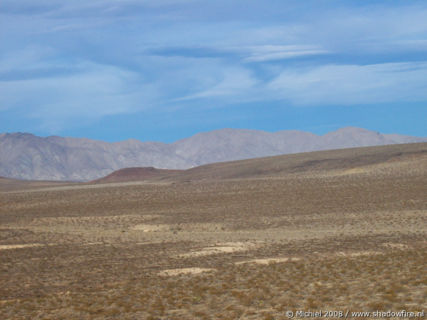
[175,66,258,101]
[0,57,157,127]
[148,44,328,63]
[242,45,328,62]
[268,62,427,106]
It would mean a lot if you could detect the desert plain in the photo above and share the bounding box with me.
[1,143,426,319]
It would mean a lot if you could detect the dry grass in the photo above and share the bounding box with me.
[1,143,426,319]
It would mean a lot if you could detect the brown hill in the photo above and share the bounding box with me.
[91,167,182,184]
[171,142,427,182]
[92,142,427,184]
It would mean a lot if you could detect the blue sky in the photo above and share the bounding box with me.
[1,0,427,142]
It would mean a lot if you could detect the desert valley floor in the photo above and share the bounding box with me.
[1,143,426,319]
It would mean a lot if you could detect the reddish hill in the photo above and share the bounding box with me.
[91,167,182,183]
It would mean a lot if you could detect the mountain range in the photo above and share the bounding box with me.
[1,127,426,181]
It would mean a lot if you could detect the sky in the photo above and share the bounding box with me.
[1,0,427,142]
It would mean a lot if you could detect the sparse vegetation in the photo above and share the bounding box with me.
[1,144,426,319]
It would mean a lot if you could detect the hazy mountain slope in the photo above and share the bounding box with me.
[172,128,282,165]
[172,127,427,165]
[0,133,190,181]
[1,127,426,181]
[272,130,321,153]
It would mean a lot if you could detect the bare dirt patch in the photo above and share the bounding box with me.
[158,267,215,276]
[131,224,168,232]
[178,241,260,258]
[0,244,42,250]
[334,250,383,257]
[235,257,301,265]
[131,222,226,233]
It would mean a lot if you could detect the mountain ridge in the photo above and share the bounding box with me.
[1,127,426,181]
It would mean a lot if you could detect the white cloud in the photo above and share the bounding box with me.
[0,46,57,73]
[0,61,157,128]
[242,45,328,62]
[268,62,427,105]
[175,66,257,101]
